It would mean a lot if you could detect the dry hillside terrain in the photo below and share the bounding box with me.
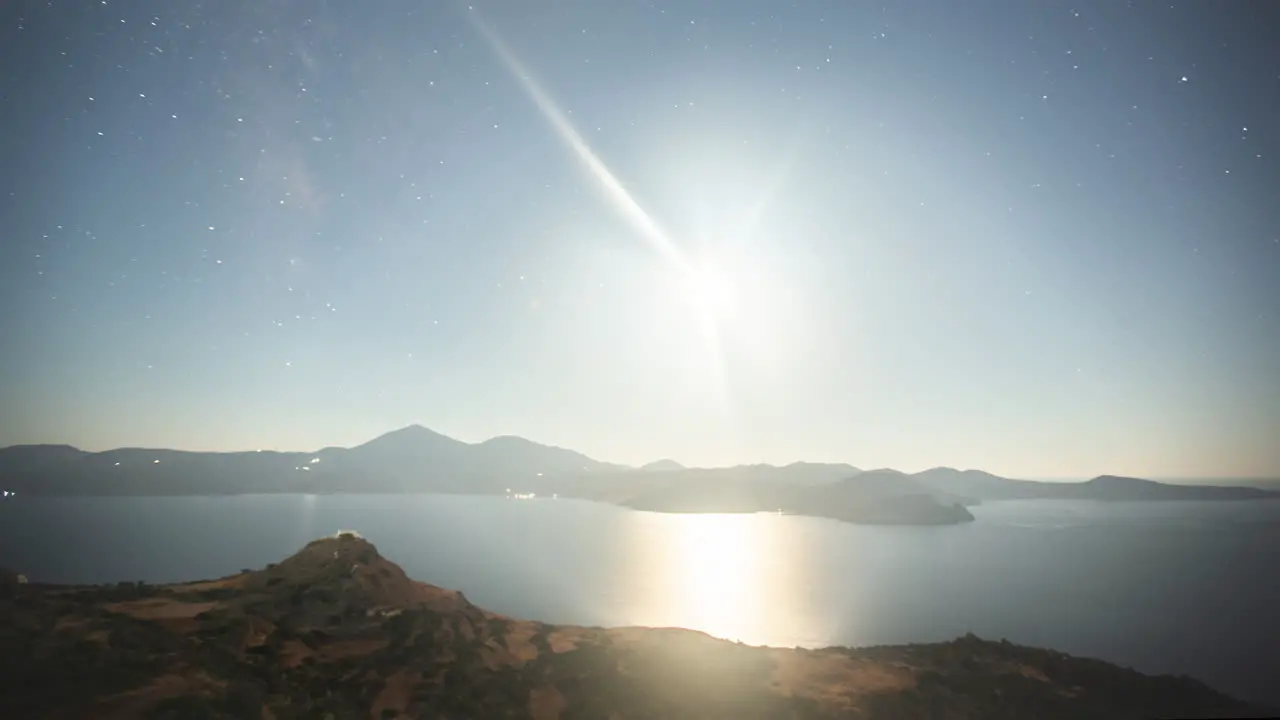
[0,533,1270,719]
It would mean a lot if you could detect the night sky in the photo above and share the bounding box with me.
[2,1,1277,478]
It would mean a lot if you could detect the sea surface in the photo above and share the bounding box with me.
[2,494,1277,706]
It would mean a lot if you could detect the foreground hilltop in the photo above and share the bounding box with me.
[0,535,1269,719]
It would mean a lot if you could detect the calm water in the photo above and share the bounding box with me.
[2,495,1278,705]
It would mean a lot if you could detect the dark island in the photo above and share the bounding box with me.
[1,533,1270,719]
[618,470,976,525]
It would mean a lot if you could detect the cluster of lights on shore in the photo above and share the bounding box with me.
[82,455,565,500]
[505,488,557,501]
[39,451,573,500]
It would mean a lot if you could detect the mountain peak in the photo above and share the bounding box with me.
[353,424,464,452]
[1087,474,1156,486]
[479,434,539,447]
[388,423,445,438]
[640,458,684,472]
[919,467,1002,479]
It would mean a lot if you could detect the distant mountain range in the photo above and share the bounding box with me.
[0,425,1275,526]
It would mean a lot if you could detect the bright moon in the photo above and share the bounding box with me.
[683,261,737,316]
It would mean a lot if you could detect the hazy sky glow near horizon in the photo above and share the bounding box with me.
[2,1,1278,478]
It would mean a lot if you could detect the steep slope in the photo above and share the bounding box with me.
[0,534,1267,719]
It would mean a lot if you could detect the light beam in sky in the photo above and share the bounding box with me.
[465,5,733,411]
[464,7,689,273]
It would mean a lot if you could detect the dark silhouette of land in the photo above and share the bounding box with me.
[1,533,1270,719]
[0,425,1274,526]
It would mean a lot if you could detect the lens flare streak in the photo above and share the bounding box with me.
[465,8,689,274]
